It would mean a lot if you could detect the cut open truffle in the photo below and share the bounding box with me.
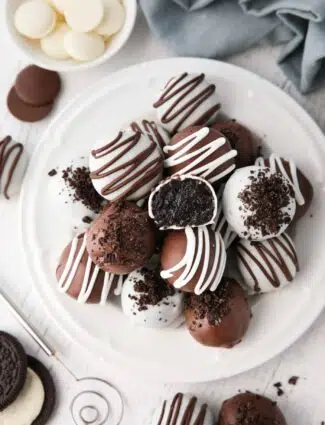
[148,175,217,230]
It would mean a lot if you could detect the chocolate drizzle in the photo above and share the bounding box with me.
[90,131,163,201]
[0,136,24,199]
[130,119,166,150]
[153,73,220,133]
[237,233,299,293]
[158,393,208,425]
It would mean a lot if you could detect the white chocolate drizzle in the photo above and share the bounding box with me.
[255,153,305,205]
[58,234,124,305]
[160,227,226,295]
[212,206,237,249]
[164,127,237,184]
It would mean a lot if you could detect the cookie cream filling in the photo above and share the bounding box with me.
[0,368,44,425]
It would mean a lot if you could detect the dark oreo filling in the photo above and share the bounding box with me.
[151,178,216,228]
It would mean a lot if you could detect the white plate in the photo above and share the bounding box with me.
[20,58,325,383]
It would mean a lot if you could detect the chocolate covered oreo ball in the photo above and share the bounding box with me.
[121,267,183,328]
[160,226,226,295]
[212,120,257,167]
[218,392,287,425]
[89,129,163,203]
[184,278,251,348]
[236,232,299,294]
[151,393,214,425]
[148,175,218,230]
[256,153,313,220]
[164,126,237,184]
[223,166,296,241]
[86,201,156,274]
[56,233,124,304]
[153,72,221,134]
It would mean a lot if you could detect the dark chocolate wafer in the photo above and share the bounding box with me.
[0,331,27,411]
[7,87,54,123]
[15,65,61,106]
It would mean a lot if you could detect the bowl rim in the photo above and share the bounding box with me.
[5,0,138,72]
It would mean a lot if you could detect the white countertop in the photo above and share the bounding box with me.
[1,7,325,425]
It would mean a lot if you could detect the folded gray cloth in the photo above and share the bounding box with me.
[139,0,325,93]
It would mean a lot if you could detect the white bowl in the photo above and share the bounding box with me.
[5,0,137,72]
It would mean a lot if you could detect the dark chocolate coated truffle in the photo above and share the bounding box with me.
[212,120,257,167]
[164,126,237,184]
[218,392,287,425]
[255,154,313,221]
[184,278,251,348]
[56,233,124,304]
[86,201,156,274]
[160,226,226,295]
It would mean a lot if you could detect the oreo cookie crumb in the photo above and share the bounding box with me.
[48,169,57,177]
[82,216,93,224]
[288,376,299,386]
[273,382,284,397]
[185,280,232,326]
[130,268,175,311]
[61,165,103,214]
[238,169,294,237]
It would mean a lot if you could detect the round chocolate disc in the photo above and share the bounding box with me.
[0,331,27,411]
[15,65,61,106]
[7,87,53,123]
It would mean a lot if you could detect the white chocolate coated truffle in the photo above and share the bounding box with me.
[14,0,57,39]
[0,136,28,200]
[0,369,44,425]
[96,0,125,37]
[89,129,163,203]
[151,393,214,425]
[64,31,105,61]
[223,166,296,241]
[127,119,170,153]
[64,0,103,32]
[236,232,299,294]
[153,72,220,133]
[121,268,184,329]
[41,23,70,59]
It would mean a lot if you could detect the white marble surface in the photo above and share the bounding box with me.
[1,7,325,425]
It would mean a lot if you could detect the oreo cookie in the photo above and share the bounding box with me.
[28,356,56,425]
[0,331,27,411]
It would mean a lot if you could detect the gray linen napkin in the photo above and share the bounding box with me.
[139,0,325,93]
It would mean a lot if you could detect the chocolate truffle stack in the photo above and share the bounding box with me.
[55,70,314,351]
